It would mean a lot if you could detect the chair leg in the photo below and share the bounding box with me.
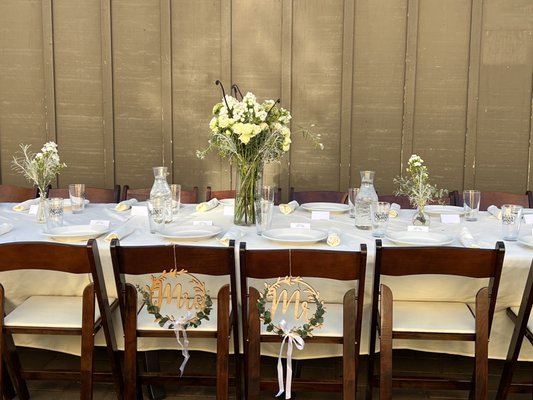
[379,284,393,400]
[216,286,230,400]
[247,290,261,400]
[474,287,489,400]
[343,289,357,400]
[80,284,95,400]
[1,333,29,400]
[124,285,140,400]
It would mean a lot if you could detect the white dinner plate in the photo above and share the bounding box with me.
[385,231,454,246]
[300,202,350,213]
[262,228,328,245]
[43,225,109,242]
[218,198,235,206]
[518,235,533,248]
[158,225,222,241]
[424,205,464,216]
[62,199,90,206]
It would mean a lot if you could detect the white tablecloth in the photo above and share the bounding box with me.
[0,201,532,361]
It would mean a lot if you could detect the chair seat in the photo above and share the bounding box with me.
[261,302,344,337]
[137,300,220,332]
[509,306,533,332]
[393,301,475,333]
[4,295,116,328]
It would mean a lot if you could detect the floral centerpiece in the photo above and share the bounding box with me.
[11,142,66,223]
[198,81,322,225]
[393,154,447,226]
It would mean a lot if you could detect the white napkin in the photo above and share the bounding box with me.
[105,225,135,241]
[326,228,341,247]
[0,223,13,236]
[460,227,480,248]
[217,227,245,246]
[389,203,401,218]
[115,198,138,211]
[196,198,219,212]
[487,205,502,220]
[12,198,39,212]
[279,201,299,215]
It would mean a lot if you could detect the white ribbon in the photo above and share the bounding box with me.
[275,320,305,399]
[171,312,193,376]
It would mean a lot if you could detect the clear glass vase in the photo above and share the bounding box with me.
[355,171,378,230]
[412,206,430,227]
[150,166,173,223]
[36,189,47,224]
[234,162,263,226]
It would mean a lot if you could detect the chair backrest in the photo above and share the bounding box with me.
[289,187,348,204]
[0,184,38,202]
[48,185,121,203]
[122,185,198,203]
[373,239,505,330]
[451,190,532,210]
[206,186,282,205]
[377,194,452,209]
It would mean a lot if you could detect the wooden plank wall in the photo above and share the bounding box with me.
[0,0,532,201]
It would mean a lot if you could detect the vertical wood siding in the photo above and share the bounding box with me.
[0,0,531,201]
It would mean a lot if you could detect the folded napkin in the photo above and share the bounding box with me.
[196,198,219,212]
[279,200,299,215]
[487,205,502,220]
[217,227,246,246]
[105,225,135,241]
[326,228,341,247]
[389,203,401,218]
[460,227,480,248]
[115,198,138,211]
[0,223,13,236]
[12,198,39,212]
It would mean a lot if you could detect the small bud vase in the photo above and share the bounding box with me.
[36,188,47,224]
[412,206,430,227]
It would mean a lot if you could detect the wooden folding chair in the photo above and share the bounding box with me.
[366,240,505,400]
[239,242,367,399]
[122,185,198,203]
[377,194,453,209]
[0,239,123,400]
[289,187,348,204]
[451,190,532,210]
[496,259,533,398]
[48,185,121,203]
[0,184,38,202]
[110,238,240,400]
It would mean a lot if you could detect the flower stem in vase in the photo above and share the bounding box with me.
[36,189,47,224]
[234,162,262,226]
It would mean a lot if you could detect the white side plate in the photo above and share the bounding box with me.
[424,205,464,216]
[300,202,349,213]
[262,228,328,245]
[43,225,108,242]
[158,225,222,241]
[385,231,454,246]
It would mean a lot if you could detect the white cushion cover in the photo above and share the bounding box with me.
[510,306,533,333]
[392,301,475,334]
[137,299,220,332]
[4,295,114,328]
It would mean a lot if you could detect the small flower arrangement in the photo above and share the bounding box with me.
[11,141,67,201]
[394,154,447,210]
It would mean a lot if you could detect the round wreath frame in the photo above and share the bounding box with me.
[136,268,212,329]
[256,276,325,339]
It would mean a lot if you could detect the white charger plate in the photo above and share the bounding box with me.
[518,235,533,248]
[424,205,464,216]
[300,202,349,213]
[385,231,454,246]
[158,225,222,241]
[262,228,328,245]
[43,225,108,242]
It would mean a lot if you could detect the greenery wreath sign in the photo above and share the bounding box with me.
[256,275,325,339]
[136,268,213,329]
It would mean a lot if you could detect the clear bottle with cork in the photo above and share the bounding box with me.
[150,166,173,223]
[355,170,378,230]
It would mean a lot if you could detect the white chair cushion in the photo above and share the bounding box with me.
[509,306,533,333]
[261,302,344,337]
[392,301,475,334]
[4,295,115,328]
[137,299,220,333]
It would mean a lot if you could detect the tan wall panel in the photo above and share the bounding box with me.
[0,0,47,186]
[352,0,408,194]
[113,0,163,189]
[53,0,106,188]
[290,0,344,191]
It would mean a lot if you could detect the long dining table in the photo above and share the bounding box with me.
[0,200,532,362]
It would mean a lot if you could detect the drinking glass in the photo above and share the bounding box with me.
[501,204,523,241]
[69,184,86,214]
[254,186,276,235]
[348,188,359,218]
[46,197,64,230]
[463,190,481,221]
[147,197,165,234]
[170,184,181,215]
[371,201,390,238]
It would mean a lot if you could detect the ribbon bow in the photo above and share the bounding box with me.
[172,312,193,376]
[275,320,305,399]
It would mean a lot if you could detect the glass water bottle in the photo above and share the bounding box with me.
[150,166,173,223]
[355,170,378,230]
